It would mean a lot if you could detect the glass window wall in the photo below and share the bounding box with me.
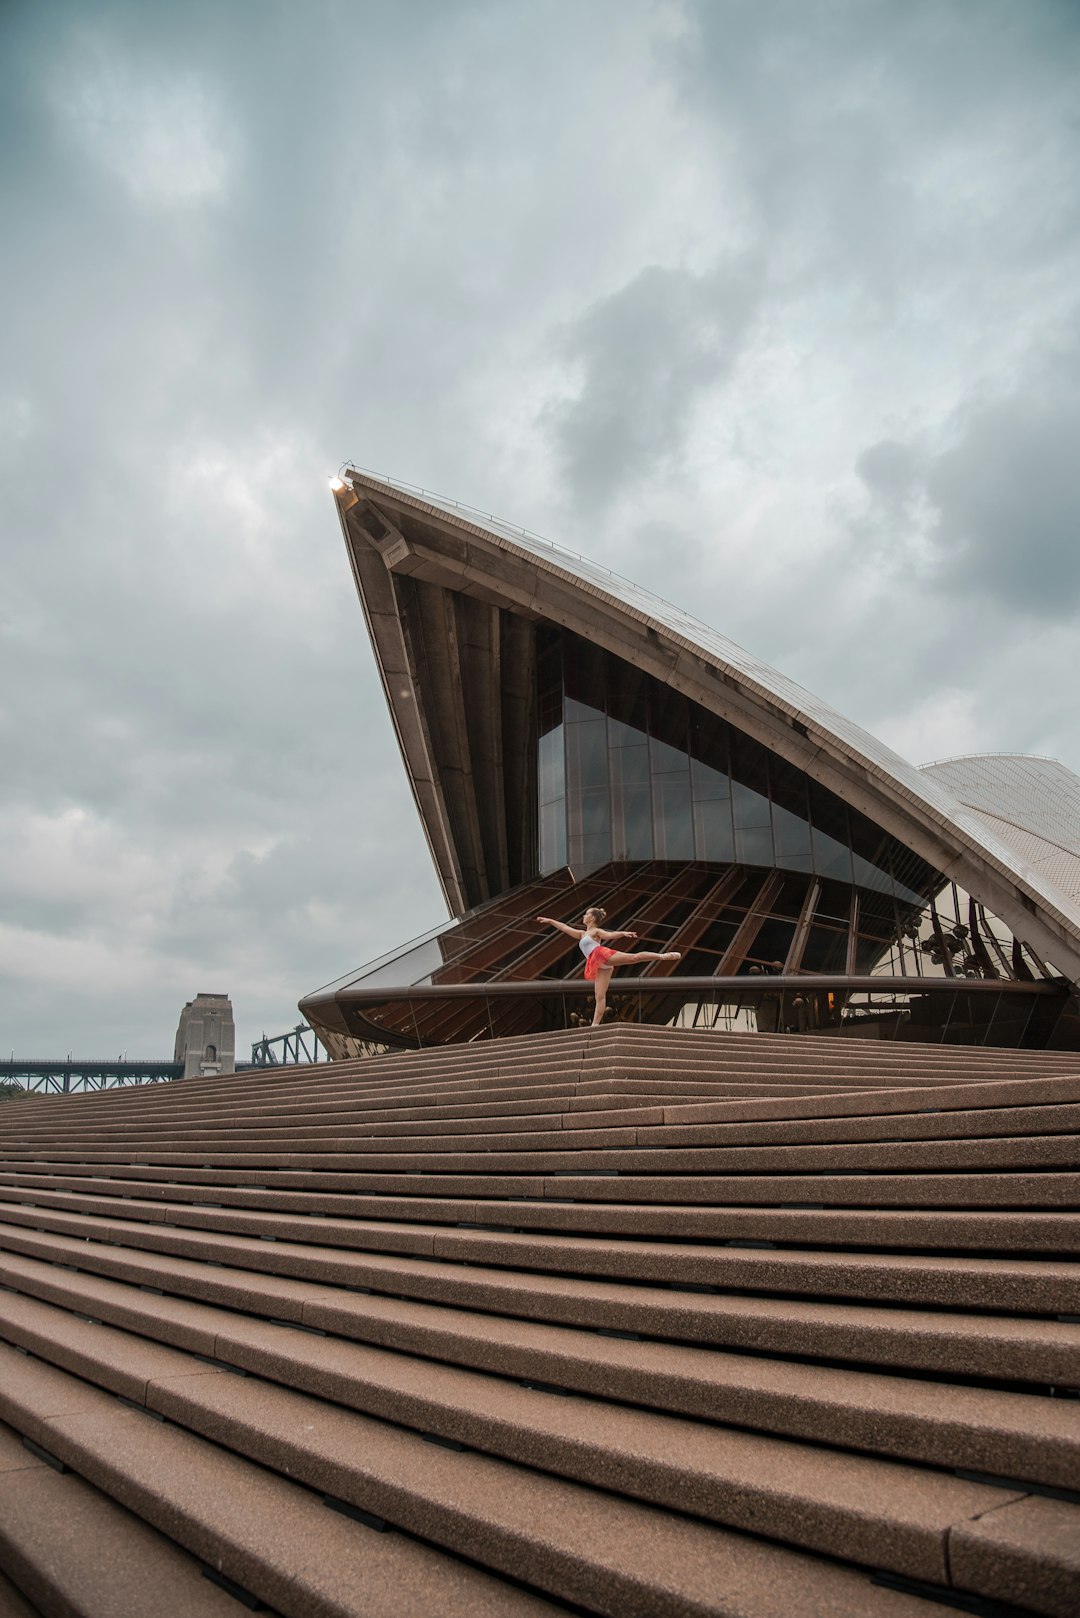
[537,625,938,906]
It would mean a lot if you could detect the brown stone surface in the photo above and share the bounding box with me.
[42,1401,559,1617]
[1,1026,1078,1615]
[0,1569,41,1618]
[949,1494,1080,1618]
[0,1420,242,1618]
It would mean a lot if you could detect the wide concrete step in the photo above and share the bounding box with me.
[3,1254,1078,1490]
[3,1236,1078,1398]
[4,1184,1079,1256]
[3,1200,1078,1313]
[6,1129,1079,1183]
[0,1415,258,1617]
[7,1123,1079,1180]
[4,1043,1075,1129]
[8,1069,1078,1137]
[3,1024,1077,1616]
[15,1085,1076,1145]
[3,1297,1069,1618]
[0,1346,562,1618]
[4,1158,1078,1212]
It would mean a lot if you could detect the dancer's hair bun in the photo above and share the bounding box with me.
[592,906,607,922]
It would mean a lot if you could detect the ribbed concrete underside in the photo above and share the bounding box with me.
[1,1026,1078,1618]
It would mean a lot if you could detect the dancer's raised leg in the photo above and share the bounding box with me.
[602,949,681,967]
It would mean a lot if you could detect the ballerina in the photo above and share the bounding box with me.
[536,906,681,1027]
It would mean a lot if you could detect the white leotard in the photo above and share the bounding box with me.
[579,933,601,959]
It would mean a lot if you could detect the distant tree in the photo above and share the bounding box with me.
[0,1080,28,1100]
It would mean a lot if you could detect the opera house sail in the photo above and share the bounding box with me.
[301,470,1080,1052]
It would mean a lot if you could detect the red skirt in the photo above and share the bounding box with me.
[584,945,617,980]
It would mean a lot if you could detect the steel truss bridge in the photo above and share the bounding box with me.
[249,1024,326,1067]
[1,1058,183,1095]
[2,1025,328,1095]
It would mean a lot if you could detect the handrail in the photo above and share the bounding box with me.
[327,973,1066,1004]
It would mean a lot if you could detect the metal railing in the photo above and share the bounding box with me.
[327,972,1072,1051]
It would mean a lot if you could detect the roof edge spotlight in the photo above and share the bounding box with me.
[329,474,358,511]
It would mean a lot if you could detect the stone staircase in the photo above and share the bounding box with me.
[0,1025,1078,1618]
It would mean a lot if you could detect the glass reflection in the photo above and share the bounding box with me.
[536,626,939,905]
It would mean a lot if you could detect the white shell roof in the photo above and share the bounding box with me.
[345,468,1080,965]
[920,755,1080,909]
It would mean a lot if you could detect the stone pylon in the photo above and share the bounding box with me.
[173,992,235,1079]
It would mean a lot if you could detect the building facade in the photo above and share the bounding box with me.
[301,471,1080,1052]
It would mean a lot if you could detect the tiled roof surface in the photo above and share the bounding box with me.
[921,755,1080,907]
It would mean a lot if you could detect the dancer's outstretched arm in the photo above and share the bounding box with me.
[537,916,586,940]
[596,926,638,942]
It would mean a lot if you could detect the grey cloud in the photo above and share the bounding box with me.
[545,258,760,511]
[925,389,1080,614]
[853,351,1080,618]
[670,0,1080,299]
[3,0,1080,1055]
[855,439,923,505]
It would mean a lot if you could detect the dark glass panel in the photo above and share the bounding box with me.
[808,779,849,841]
[537,625,562,684]
[769,754,810,820]
[812,828,854,883]
[852,932,895,973]
[732,780,771,830]
[849,807,893,893]
[577,833,612,872]
[538,723,565,804]
[566,719,609,791]
[857,889,896,941]
[612,741,654,860]
[728,729,770,797]
[693,795,735,862]
[538,687,562,733]
[649,683,689,756]
[563,636,606,709]
[735,823,775,866]
[691,756,731,801]
[696,913,742,959]
[653,773,694,859]
[767,876,811,919]
[579,786,611,837]
[814,881,853,926]
[612,785,653,860]
[650,734,690,776]
[851,853,892,893]
[800,924,848,973]
[731,872,767,907]
[771,804,814,871]
[745,917,797,970]
[806,781,852,881]
[565,695,604,724]
[891,844,940,906]
[611,742,650,786]
[539,798,566,873]
[605,658,649,734]
[689,708,729,771]
[609,717,649,749]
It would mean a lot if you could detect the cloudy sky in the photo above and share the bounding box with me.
[3,0,1079,1058]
